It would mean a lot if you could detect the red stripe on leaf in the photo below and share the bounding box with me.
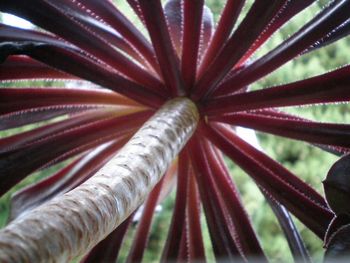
[212,111,350,149]
[81,214,133,263]
[126,179,164,263]
[0,110,150,196]
[181,0,204,90]
[203,123,333,238]
[198,0,244,77]
[0,56,73,81]
[164,0,183,57]
[138,0,184,96]
[193,0,286,100]
[0,105,91,131]
[237,0,316,66]
[190,134,244,261]
[161,151,190,261]
[9,139,129,220]
[216,0,350,96]
[205,64,350,115]
[27,46,165,107]
[204,142,266,259]
[0,109,121,152]
[2,0,163,90]
[76,0,160,74]
[187,173,206,262]
[0,88,139,115]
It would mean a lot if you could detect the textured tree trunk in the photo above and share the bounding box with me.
[0,98,199,263]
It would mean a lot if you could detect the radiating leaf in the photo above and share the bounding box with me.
[216,0,350,96]
[0,87,138,115]
[164,0,182,56]
[139,0,184,96]
[81,215,133,263]
[9,139,129,220]
[161,151,189,261]
[206,64,350,115]
[198,0,245,75]
[126,179,164,263]
[0,0,163,90]
[78,0,159,72]
[213,112,350,149]
[194,0,285,99]
[204,123,333,238]
[265,193,311,263]
[0,55,73,81]
[181,0,204,89]
[0,110,150,196]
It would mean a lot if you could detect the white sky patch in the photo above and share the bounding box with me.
[236,127,263,151]
[2,13,34,29]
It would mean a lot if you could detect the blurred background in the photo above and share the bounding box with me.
[1,1,350,262]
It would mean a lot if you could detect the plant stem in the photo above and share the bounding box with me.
[0,97,199,263]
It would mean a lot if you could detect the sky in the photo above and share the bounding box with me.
[2,13,33,29]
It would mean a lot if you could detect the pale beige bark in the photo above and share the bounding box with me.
[0,98,199,263]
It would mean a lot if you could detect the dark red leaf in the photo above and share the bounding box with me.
[56,5,148,68]
[190,135,244,261]
[138,0,184,96]
[203,123,333,238]
[193,0,286,100]
[1,24,166,106]
[216,0,350,96]
[164,0,182,56]
[205,143,266,259]
[126,0,146,25]
[212,112,350,149]
[126,179,164,263]
[0,109,119,153]
[6,45,164,107]
[1,0,164,90]
[177,226,188,262]
[74,0,160,73]
[198,0,244,76]
[9,139,129,220]
[205,64,350,115]
[306,18,350,53]
[181,0,204,90]
[226,109,350,156]
[238,0,316,65]
[81,214,133,263]
[186,173,206,262]
[265,193,311,263]
[198,5,214,60]
[0,106,89,131]
[161,151,189,261]
[0,55,73,81]
[0,87,138,115]
[314,143,350,156]
[0,110,150,196]
[0,23,77,58]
